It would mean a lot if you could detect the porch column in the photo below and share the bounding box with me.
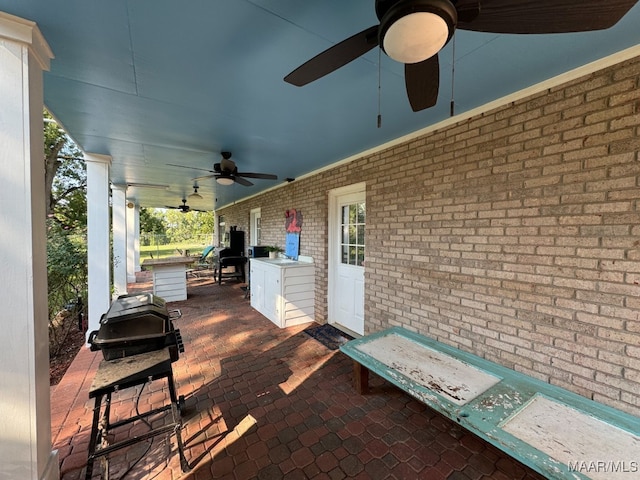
[112,185,128,297]
[0,12,58,480]
[126,201,137,283]
[86,153,111,337]
[134,204,141,273]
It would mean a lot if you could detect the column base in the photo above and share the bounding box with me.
[41,450,60,480]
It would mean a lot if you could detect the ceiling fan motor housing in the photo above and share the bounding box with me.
[378,0,458,64]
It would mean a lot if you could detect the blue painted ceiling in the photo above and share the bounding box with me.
[2,0,640,209]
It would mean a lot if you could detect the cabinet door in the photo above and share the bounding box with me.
[263,266,281,325]
[250,263,265,313]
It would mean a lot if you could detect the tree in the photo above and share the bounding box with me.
[44,110,86,229]
[164,209,215,243]
[140,208,214,245]
[44,111,88,354]
[140,208,167,235]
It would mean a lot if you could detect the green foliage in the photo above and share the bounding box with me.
[47,220,87,354]
[164,209,215,242]
[139,236,212,261]
[47,221,87,308]
[140,208,166,236]
[44,111,88,349]
[141,208,215,245]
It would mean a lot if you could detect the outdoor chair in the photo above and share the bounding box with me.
[187,245,216,278]
[217,247,247,284]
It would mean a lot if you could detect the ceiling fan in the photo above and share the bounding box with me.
[188,185,202,199]
[169,152,278,187]
[284,0,639,112]
[165,198,204,213]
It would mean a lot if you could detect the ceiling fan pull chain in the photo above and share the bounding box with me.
[377,47,382,128]
[450,34,456,117]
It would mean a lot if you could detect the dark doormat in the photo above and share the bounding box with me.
[303,324,354,350]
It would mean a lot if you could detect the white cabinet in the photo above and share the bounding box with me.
[250,258,315,328]
[142,256,194,302]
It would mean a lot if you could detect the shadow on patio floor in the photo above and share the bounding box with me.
[50,272,545,480]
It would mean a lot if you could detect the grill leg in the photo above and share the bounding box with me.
[85,394,103,480]
[99,394,112,479]
[167,371,190,472]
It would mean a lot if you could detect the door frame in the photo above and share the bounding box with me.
[250,207,261,245]
[328,182,366,334]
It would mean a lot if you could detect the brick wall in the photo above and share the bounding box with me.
[218,55,640,415]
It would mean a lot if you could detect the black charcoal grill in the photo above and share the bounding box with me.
[89,293,184,361]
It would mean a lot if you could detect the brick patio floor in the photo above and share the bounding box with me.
[50,272,546,480]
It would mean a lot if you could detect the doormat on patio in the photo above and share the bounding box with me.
[303,324,354,350]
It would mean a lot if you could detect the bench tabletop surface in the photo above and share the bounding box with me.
[341,327,640,480]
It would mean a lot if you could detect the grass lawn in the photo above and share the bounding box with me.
[140,241,211,264]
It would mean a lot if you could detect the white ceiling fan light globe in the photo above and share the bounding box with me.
[383,12,450,64]
[216,176,234,186]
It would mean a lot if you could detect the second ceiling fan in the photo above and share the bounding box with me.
[170,152,278,187]
[284,0,638,112]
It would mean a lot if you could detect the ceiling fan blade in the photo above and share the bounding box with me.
[192,174,218,181]
[167,163,215,174]
[405,55,440,112]
[457,0,639,33]
[233,176,254,187]
[284,25,379,86]
[236,172,278,180]
[454,0,481,23]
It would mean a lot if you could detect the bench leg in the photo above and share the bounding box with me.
[353,361,369,395]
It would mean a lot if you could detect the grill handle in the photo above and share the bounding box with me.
[169,309,182,321]
[88,330,99,351]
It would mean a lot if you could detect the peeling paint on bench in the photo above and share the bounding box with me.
[340,327,640,480]
[355,333,501,405]
[502,395,640,480]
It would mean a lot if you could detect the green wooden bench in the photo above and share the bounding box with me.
[340,327,640,480]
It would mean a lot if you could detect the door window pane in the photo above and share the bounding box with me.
[342,245,349,264]
[340,202,365,266]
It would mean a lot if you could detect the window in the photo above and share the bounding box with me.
[250,208,262,245]
[218,215,227,246]
[341,202,365,266]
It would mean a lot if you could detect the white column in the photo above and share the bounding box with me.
[86,153,111,338]
[134,205,141,273]
[112,185,128,297]
[0,12,58,480]
[126,201,137,283]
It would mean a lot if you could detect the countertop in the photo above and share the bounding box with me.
[250,257,313,268]
[141,256,196,267]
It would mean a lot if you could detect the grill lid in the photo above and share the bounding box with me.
[102,293,168,324]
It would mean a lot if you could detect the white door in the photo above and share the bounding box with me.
[328,183,365,335]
